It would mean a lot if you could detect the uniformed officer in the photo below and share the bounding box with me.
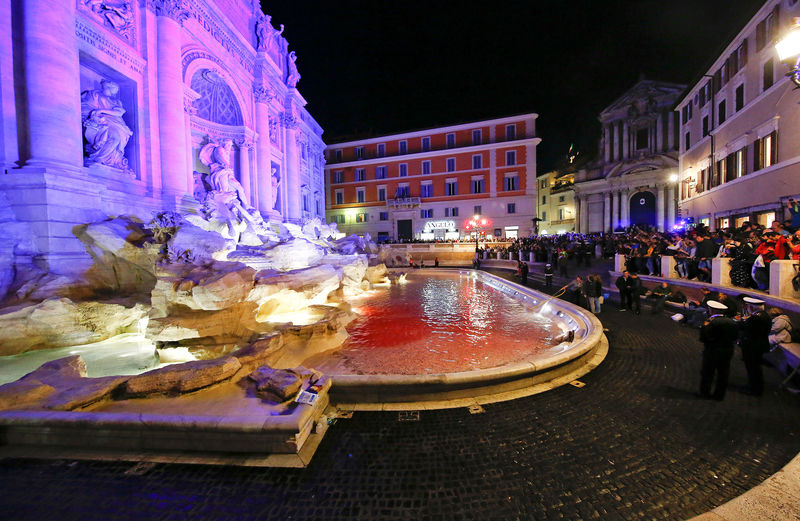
[698,300,740,401]
[739,297,771,397]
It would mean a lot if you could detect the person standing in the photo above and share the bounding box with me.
[520,261,529,286]
[544,263,554,288]
[698,301,740,401]
[615,270,632,311]
[628,272,642,315]
[739,297,771,396]
[584,274,602,314]
[557,250,569,278]
[569,275,584,307]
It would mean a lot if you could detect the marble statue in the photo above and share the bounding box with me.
[271,166,281,210]
[287,51,301,88]
[255,14,284,53]
[83,0,134,39]
[199,139,251,208]
[81,79,133,170]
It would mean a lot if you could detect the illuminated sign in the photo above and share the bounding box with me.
[423,220,456,232]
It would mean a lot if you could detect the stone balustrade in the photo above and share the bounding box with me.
[614,253,799,302]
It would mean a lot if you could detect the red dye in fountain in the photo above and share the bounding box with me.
[314,271,562,375]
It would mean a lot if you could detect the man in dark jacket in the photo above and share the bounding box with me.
[739,297,772,396]
[628,272,643,315]
[699,301,741,400]
[645,281,672,314]
[544,263,554,288]
[615,270,632,311]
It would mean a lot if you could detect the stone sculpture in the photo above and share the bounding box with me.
[255,14,284,53]
[271,166,281,210]
[81,79,133,171]
[286,51,301,88]
[83,0,134,41]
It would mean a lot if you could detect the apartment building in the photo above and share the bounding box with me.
[536,169,576,235]
[676,0,800,229]
[324,114,540,241]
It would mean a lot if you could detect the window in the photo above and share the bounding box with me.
[335,190,344,205]
[540,180,548,189]
[504,174,518,191]
[355,168,366,181]
[493,228,502,237]
[446,180,458,196]
[420,209,433,219]
[635,128,648,150]
[420,183,433,197]
[755,131,778,170]
[445,207,459,217]
[471,178,484,194]
[681,104,693,124]
[375,166,387,179]
[702,115,709,138]
[421,137,430,151]
[506,124,516,140]
[717,100,726,125]
[730,39,748,74]
[735,84,744,112]
[399,163,408,177]
[334,214,345,224]
[395,185,410,198]
[507,203,516,214]
[334,150,342,161]
[473,205,482,215]
[379,212,388,221]
[399,140,407,154]
[756,10,778,51]
[422,160,431,175]
[763,58,774,91]
[559,196,565,202]
[333,171,344,183]
[506,150,516,165]
[316,198,321,215]
[446,133,456,148]
[378,187,386,201]
[684,131,691,150]
[356,188,365,203]
[354,146,364,159]
[303,194,309,212]
[734,147,746,178]
[541,211,546,221]
[446,157,456,172]
[472,155,482,169]
[541,195,547,204]
[377,143,386,157]
[472,129,482,145]
[699,82,710,107]
[356,213,366,223]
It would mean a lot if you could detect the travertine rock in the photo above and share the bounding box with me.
[365,264,388,284]
[168,221,235,263]
[231,333,284,370]
[123,356,242,396]
[150,262,255,315]
[43,375,129,411]
[0,300,148,355]
[248,366,303,400]
[0,380,55,410]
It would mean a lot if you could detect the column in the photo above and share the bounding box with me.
[603,192,611,231]
[254,87,274,215]
[666,184,675,230]
[283,111,301,221]
[238,142,252,206]
[22,0,83,169]
[611,190,619,230]
[154,3,190,200]
[574,196,581,233]
[580,197,589,234]
[667,111,675,150]
[613,123,621,161]
[622,123,629,160]
[603,125,611,163]
[0,0,18,169]
[183,94,196,192]
[656,113,664,152]
[621,189,630,228]
[656,185,665,231]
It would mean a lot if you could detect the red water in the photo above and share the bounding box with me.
[314,271,561,375]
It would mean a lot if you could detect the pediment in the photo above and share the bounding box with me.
[600,80,686,122]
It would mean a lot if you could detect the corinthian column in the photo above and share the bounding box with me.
[254,86,274,215]
[656,185,666,231]
[580,197,589,233]
[603,192,611,231]
[151,0,191,202]
[611,190,619,230]
[282,112,301,222]
[238,141,252,207]
[23,0,83,169]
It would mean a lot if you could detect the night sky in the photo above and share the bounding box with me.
[263,1,766,170]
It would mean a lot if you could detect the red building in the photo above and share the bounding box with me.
[324,114,540,241]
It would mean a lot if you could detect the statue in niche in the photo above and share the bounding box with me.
[286,51,301,88]
[83,0,134,40]
[255,14,284,53]
[270,166,281,210]
[81,79,133,171]
[199,139,251,209]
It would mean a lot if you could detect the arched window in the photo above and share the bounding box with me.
[190,69,243,126]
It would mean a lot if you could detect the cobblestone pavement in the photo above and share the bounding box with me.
[1,267,798,521]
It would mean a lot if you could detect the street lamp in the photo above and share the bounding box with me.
[776,18,800,88]
[465,214,489,253]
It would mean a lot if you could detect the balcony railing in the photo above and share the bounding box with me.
[387,197,420,208]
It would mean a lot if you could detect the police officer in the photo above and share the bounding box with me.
[699,300,740,401]
[739,297,772,397]
[544,263,554,288]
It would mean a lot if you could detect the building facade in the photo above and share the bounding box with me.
[0,0,325,276]
[324,115,540,242]
[676,0,800,230]
[536,169,576,235]
[572,80,685,233]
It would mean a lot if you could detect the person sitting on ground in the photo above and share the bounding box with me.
[644,281,672,314]
[767,307,793,348]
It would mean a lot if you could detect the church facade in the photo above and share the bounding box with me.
[572,80,685,233]
[0,0,325,276]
